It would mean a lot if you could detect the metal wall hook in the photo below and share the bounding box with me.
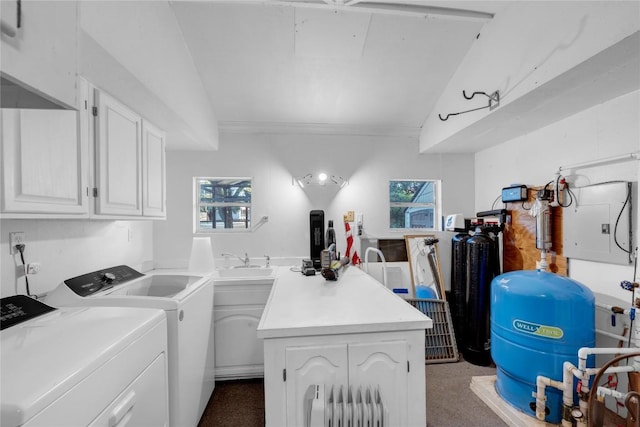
[462,90,499,103]
[438,89,500,121]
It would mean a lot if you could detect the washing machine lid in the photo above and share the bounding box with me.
[46,266,210,310]
[0,305,165,427]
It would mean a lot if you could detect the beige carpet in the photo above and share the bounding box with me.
[198,358,507,427]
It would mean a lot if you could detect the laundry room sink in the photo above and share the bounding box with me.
[216,267,274,278]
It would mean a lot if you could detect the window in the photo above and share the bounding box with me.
[389,180,441,230]
[195,177,252,232]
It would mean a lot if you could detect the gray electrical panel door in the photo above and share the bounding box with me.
[563,181,635,265]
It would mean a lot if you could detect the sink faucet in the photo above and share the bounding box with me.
[221,252,250,267]
[264,255,270,268]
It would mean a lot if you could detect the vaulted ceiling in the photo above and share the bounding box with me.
[169,1,502,138]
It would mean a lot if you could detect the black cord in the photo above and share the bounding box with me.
[559,185,575,208]
[556,175,574,208]
[16,244,31,296]
[613,183,632,255]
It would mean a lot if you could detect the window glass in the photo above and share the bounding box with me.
[389,180,440,230]
[196,178,252,231]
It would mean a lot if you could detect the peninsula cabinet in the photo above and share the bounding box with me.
[1,108,89,217]
[0,0,78,109]
[258,267,431,427]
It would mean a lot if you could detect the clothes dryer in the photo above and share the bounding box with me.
[1,295,168,427]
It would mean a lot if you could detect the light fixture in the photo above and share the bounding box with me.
[330,175,348,189]
[293,173,348,189]
[295,173,312,188]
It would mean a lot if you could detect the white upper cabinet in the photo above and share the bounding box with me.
[1,108,88,216]
[1,1,78,109]
[142,121,166,218]
[93,89,143,216]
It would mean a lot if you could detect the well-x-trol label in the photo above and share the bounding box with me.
[513,319,564,339]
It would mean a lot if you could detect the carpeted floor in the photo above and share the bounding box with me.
[197,357,507,427]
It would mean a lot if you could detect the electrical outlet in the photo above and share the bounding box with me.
[27,262,41,275]
[9,232,25,254]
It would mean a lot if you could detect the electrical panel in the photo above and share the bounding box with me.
[563,181,635,265]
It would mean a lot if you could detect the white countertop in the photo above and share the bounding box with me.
[257,266,432,339]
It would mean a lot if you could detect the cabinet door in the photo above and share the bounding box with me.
[214,306,265,378]
[348,341,409,427]
[0,1,78,109]
[142,121,165,217]
[285,344,348,426]
[1,109,88,215]
[94,90,143,216]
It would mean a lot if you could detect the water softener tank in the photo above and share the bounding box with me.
[491,270,595,424]
[451,233,470,349]
[463,230,496,366]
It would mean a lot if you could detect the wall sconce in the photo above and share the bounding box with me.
[293,173,348,189]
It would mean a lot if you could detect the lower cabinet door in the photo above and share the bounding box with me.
[348,341,409,427]
[284,344,349,427]
[214,306,265,378]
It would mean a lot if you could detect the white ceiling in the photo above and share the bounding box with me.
[169,1,504,138]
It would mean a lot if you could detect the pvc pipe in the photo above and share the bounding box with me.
[537,352,640,425]
[558,152,640,173]
[597,386,628,400]
[536,375,564,421]
[595,302,633,314]
[578,347,640,371]
[596,328,639,344]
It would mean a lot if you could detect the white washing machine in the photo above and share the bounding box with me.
[46,265,215,427]
[1,294,169,427]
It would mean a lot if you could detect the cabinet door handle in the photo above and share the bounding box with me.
[108,390,136,427]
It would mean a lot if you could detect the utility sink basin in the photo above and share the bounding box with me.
[216,267,274,278]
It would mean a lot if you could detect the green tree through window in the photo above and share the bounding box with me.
[196,178,252,231]
[389,180,439,230]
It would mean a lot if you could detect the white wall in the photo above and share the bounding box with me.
[153,133,475,271]
[0,219,154,297]
[420,1,639,150]
[475,89,640,301]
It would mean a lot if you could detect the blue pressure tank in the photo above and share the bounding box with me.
[491,270,595,424]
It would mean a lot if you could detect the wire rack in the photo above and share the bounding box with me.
[406,298,459,364]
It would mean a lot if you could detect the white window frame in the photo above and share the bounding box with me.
[388,179,442,231]
[194,177,253,233]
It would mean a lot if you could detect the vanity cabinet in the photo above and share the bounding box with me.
[1,108,89,217]
[213,278,274,379]
[0,1,78,109]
